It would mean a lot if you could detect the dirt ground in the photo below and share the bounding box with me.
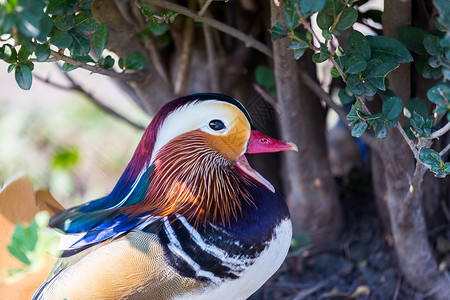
[249,168,444,300]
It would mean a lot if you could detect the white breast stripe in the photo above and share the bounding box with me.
[163,217,221,283]
[176,215,252,270]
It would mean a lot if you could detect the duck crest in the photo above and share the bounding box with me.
[123,130,254,227]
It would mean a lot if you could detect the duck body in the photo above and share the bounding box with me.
[33,93,295,300]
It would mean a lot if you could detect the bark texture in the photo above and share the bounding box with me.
[270,1,342,244]
[382,1,450,298]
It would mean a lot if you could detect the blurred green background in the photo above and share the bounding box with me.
[0,60,150,208]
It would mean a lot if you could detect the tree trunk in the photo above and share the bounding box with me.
[270,0,342,245]
[382,1,450,298]
[93,0,174,115]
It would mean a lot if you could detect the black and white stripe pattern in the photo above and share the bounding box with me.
[156,216,263,284]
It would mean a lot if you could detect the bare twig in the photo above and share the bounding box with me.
[440,142,450,157]
[429,122,450,139]
[294,3,320,46]
[292,280,326,300]
[34,73,146,130]
[198,0,213,17]
[298,70,381,152]
[50,50,146,82]
[174,9,195,95]
[395,122,419,160]
[329,56,346,83]
[440,200,450,223]
[253,83,282,113]
[392,276,402,300]
[203,24,220,91]
[146,0,273,57]
[30,57,59,63]
[329,0,350,34]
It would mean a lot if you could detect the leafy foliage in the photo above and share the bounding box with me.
[0,0,179,90]
[7,211,61,277]
[270,0,450,178]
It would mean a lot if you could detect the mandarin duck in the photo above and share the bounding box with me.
[33,93,297,300]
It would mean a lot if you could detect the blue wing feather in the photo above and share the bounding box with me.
[48,165,155,252]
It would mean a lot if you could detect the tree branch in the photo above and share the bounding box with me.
[34,73,146,130]
[439,142,450,157]
[145,0,273,58]
[298,70,381,152]
[198,0,213,17]
[429,122,450,139]
[253,83,282,113]
[174,10,195,95]
[50,50,147,82]
[394,122,420,160]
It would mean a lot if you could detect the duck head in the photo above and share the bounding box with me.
[122,93,297,226]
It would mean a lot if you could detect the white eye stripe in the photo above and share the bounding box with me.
[150,101,250,164]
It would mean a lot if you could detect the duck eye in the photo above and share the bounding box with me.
[209,119,225,131]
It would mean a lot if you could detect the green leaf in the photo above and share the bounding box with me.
[125,51,146,70]
[255,65,275,90]
[397,26,428,55]
[368,36,413,63]
[318,43,331,61]
[74,14,99,33]
[50,30,73,48]
[284,3,300,30]
[150,22,168,36]
[15,7,43,38]
[166,11,178,23]
[375,122,388,139]
[338,88,355,104]
[14,64,32,90]
[360,9,382,24]
[51,146,79,169]
[94,22,109,57]
[366,62,399,90]
[34,43,50,62]
[405,97,428,119]
[0,44,17,63]
[423,34,443,56]
[344,54,368,74]
[322,29,332,40]
[323,0,345,16]
[68,31,90,56]
[382,96,402,122]
[415,58,442,79]
[17,45,31,61]
[288,41,309,59]
[427,82,449,105]
[363,81,377,97]
[300,0,326,17]
[428,56,441,69]
[419,148,442,167]
[7,64,16,73]
[346,74,365,95]
[118,57,124,69]
[53,14,76,31]
[351,120,368,138]
[141,6,153,19]
[335,7,358,30]
[347,31,371,61]
[1,12,16,33]
[36,14,53,43]
[46,0,78,15]
[61,62,77,72]
[317,11,333,30]
[270,21,287,41]
[102,55,114,69]
[410,112,432,137]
